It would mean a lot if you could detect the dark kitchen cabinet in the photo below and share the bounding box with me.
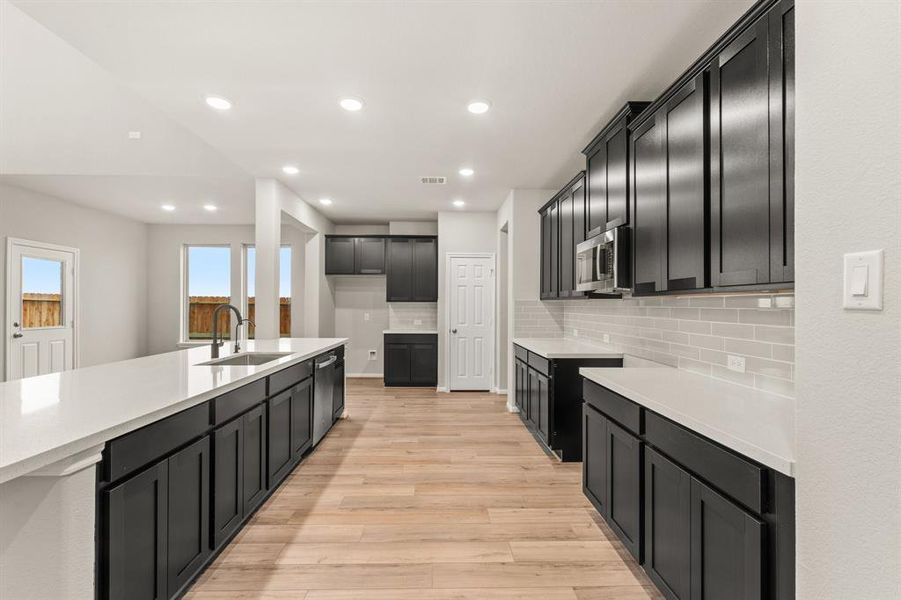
[644,446,692,600]
[631,112,667,294]
[514,358,528,416]
[212,418,243,548]
[691,478,764,600]
[290,377,314,459]
[386,237,438,302]
[325,236,385,275]
[606,420,643,561]
[384,333,437,386]
[663,74,708,292]
[583,102,651,237]
[242,403,268,514]
[529,369,550,442]
[166,437,211,598]
[582,404,608,516]
[558,173,587,298]
[539,200,559,299]
[710,0,794,288]
[106,460,168,600]
[267,389,293,487]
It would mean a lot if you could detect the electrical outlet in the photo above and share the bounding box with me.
[414,319,422,325]
[573,329,579,337]
[364,312,370,321]
[368,350,377,361]
[603,333,611,344]
[727,355,746,373]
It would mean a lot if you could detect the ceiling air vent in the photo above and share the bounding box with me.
[420,176,447,185]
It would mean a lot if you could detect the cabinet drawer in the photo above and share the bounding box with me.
[514,345,529,363]
[582,379,642,436]
[212,379,267,425]
[106,402,209,483]
[527,353,550,376]
[385,333,437,345]
[645,411,765,514]
[269,360,313,396]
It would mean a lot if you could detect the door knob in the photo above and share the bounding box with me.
[451,328,458,334]
[13,332,23,339]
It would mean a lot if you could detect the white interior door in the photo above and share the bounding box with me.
[448,254,494,391]
[6,239,77,380]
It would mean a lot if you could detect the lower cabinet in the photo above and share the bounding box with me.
[267,389,294,486]
[291,377,314,458]
[514,358,528,416]
[242,403,268,514]
[106,436,210,600]
[529,369,550,442]
[384,333,437,386]
[644,447,692,600]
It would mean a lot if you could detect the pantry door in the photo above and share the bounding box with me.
[447,253,494,391]
[6,238,78,381]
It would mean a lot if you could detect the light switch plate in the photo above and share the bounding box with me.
[414,319,422,325]
[727,355,746,373]
[843,250,884,310]
[603,333,610,344]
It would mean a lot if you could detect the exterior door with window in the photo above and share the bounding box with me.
[6,239,77,380]
[448,254,494,391]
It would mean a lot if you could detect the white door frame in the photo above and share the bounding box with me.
[444,252,496,392]
[5,237,80,380]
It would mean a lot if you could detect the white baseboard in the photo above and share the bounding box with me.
[495,388,508,395]
[346,373,384,378]
[436,386,449,393]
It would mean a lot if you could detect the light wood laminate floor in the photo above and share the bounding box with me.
[186,378,662,600]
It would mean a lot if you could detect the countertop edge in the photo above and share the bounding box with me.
[580,368,796,477]
[512,338,624,360]
[0,339,348,484]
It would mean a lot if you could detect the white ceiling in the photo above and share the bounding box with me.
[6,0,753,224]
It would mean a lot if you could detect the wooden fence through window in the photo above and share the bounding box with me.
[188,296,291,339]
[22,293,62,328]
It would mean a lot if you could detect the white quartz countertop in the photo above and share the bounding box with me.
[580,366,796,476]
[383,330,438,335]
[513,338,623,359]
[0,338,346,484]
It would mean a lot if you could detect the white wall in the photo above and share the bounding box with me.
[389,221,439,236]
[333,277,388,376]
[794,3,901,598]
[0,184,148,380]
[436,211,498,389]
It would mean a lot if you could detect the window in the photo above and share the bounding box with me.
[185,246,232,340]
[21,256,64,329]
[245,246,292,339]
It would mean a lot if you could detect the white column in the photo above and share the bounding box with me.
[254,178,281,340]
[0,446,103,599]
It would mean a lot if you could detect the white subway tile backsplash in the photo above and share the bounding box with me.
[388,303,438,330]
[516,292,795,396]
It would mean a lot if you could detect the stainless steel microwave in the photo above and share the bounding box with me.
[575,225,630,293]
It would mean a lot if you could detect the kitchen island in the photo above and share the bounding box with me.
[0,338,346,600]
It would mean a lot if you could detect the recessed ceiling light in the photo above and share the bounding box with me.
[467,100,490,114]
[458,167,475,177]
[161,204,176,212]
[339,97,364,112]
[319,198,333,206]
[453,199,465,208]
[282,165,300,175]
[204,95,232,110]
[203,204,218,212]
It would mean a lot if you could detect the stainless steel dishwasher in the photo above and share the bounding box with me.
[312,350,338,447]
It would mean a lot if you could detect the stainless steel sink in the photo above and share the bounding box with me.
[196,352,292,367]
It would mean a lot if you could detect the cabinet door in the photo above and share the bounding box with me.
[586,144,608,237]
[355,238,386,274]
[665,74,708,292]
[243,403,268,514]
[537,372,550,441]
[690,478,764,600]
[212,419,243,548]
[167,436,211,598]
[527,370,539,428]
[515,360,528,417]
[769,0,794,283]
[606,420,643,561]
[572,175,587,252]
[605,121,629,228]
[582,405,608,516]
[558,190,575,296]
[386,238,413,301]
[410,341,437,386]
[325,237,356,275]
[411,238,438,301]
[710,18,771,286]
[549,202,559,298]
[267,390,293,487]
[106,460,168,600]
[332,362,346,416]
[631,112,667,294]
[384,342,412,386]
[290,377,313,459]
[540,208,553,299]
[644,447,691,600]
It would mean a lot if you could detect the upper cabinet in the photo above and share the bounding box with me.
[539,200,559,299]
[324,236,385,275]
[386,237,438,302]
[629,0,794,295]
[582,102,651,238]
[558,173,587,298]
